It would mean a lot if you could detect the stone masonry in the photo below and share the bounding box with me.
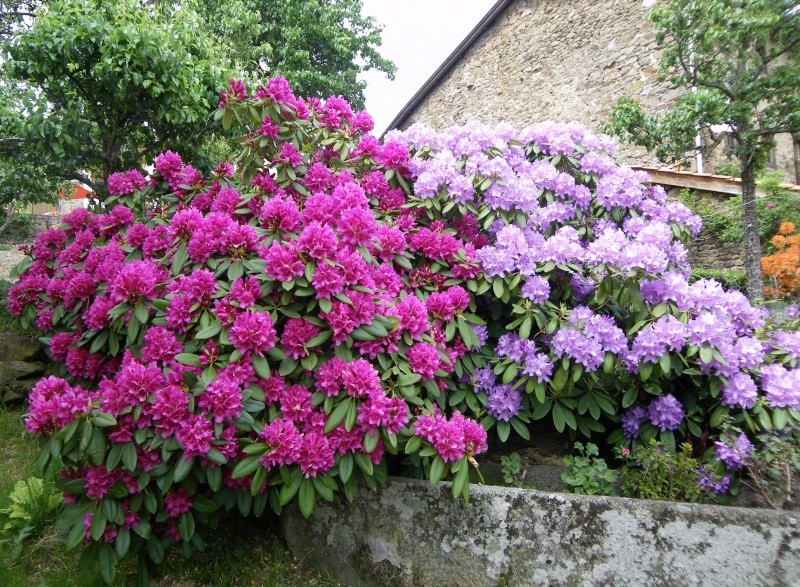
[403,0,678,167]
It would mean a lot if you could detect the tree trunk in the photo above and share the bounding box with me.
[740,162,764,303]
[0,200,18,239]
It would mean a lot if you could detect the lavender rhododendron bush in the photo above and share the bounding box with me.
[7,78,800,580]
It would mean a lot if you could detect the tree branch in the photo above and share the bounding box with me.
[64,172,99,193]
[675,39,735,99]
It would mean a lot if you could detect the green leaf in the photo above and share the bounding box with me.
[510,418,530,440]
[773,408,789,431]
[551,367,568,392]
[252,354,271,379]
[195,323,221,339]
[429,456,446,485]
[363,432,378,454]
[354,452,373,476]
[404,436,422,455]
[178,512,195,541]
[306,330,331,348]
[452,459,469,499]
[175,353,201,366]
[397,372,422,387]
[552,403,566,433]
[338,453,353,484]
[622,387,638,409]
[231,455,262,479]
[146,537,164,565]
[699,346,713,364]
[492,278,504,299]
[324,398,352,433]
[98,543,116,585]
[121,443,137,472]
[298,478,315,518]
[115,527,130,558]
[134,302,149,325]
[497,420,511,442]
[93,412,117,428]
[173,457,194,483]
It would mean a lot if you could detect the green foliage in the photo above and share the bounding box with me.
[608,0,800,167]
[561,442,618,496]
[500,453,523,487]
[0,477,62,555]
[0,0,231,199]
[187,0,395,109]
[744,430,800,509]
[0,278,37,335]
[619,441,714,503]
[690,268,747,292]
[678,176,800,250]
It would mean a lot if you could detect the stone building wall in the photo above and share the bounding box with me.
[401,0,797,179]
[403,0,677,167]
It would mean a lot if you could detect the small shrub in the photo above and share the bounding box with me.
[500,453,523,487]
[0,476,62,560]
[561,442,617,496]
[618,441,719,503]
[743,429,800,509]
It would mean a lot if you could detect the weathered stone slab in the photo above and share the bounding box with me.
[282,477,800,587]
[0,332,42,362]
[0,360,45,384]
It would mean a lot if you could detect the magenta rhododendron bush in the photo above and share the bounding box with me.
[7,78,800,581]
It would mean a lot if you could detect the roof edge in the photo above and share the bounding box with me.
[381,0,515,138]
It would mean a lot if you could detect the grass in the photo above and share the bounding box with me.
[0,405,341,587]
[0,405,99,587]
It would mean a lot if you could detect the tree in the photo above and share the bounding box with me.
[0,0,40,40]
[188,0,396,110]
[0,80,64,220]
[607,0,800,302]
[0,0,230,199]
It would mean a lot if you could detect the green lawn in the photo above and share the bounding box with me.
[0,405,340,587]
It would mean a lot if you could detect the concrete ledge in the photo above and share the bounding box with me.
[282,476,800,587]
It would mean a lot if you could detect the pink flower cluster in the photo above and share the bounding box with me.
[415,411,488,463]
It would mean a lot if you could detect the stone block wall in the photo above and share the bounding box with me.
[403,0,675,167]
[282,477,800,587]
[664,187,745,272]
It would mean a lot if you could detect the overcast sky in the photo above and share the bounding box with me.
[359,0,497,136]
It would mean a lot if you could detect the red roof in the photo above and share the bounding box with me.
[58,183,93,200]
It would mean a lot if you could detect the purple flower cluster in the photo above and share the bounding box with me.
[551,307,626,372]
[714,433,753,470]
[495,334,554,383]
[647,394,685,432]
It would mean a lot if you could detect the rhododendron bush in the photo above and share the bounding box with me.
[7,78,800,581]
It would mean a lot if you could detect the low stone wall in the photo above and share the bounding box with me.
[282,477,800,587]
[664,186,744,272]
[0,332,47,404]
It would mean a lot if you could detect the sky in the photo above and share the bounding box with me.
[359,0,497,136]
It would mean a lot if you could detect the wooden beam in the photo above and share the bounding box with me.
[632,166,800,197]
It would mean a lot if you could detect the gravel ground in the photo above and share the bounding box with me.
[0,248,27,282]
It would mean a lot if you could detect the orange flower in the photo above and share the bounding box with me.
[762,222,800,299]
